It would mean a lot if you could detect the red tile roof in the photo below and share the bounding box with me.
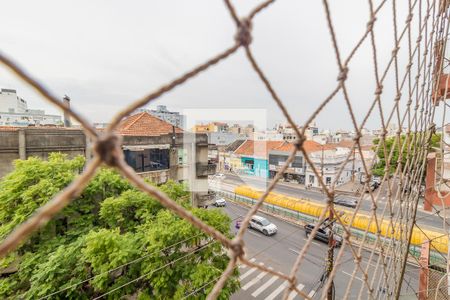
[117,112,183,136]
[234,140,284,158]
[272,141,336,153]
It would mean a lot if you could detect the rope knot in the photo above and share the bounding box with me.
[94,133,123,167]
[230,239,245,258]
[235,18,252,46]
[337,67,349,81]
[375,85,383,95]
[366,17,377,31]
[416,35,422,44]
[406,13,413,23]
[391,46,400,57]
[295,135,306,151]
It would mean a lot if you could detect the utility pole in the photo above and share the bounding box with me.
[326,206,335,300]
[321,145,324,177]
[351,147,355,182]
[321,142,334,299]
[321,145,324,190]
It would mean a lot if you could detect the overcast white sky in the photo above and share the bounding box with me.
[0,0,443,130]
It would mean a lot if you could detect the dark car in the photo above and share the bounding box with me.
[365,181,379,192]
[304,224,342,247]
[333,198,357,208]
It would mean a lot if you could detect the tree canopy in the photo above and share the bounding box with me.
[0,153,238,299]
[372,133,441,177]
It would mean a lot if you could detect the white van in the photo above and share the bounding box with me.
[249,215,278,236]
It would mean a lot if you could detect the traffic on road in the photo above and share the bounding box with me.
[208,201,418,299]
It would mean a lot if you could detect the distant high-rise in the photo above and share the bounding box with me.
[0,89,62,126]
[137,105,184,128]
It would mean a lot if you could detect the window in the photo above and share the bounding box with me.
[260,219,270,226]
[309,175,315,184]
[326,177,331,185]
[269,154,287,166]
[178,149,187,165]
[124,148,170,173]
[292,156,303,168]
[243,159,254,170]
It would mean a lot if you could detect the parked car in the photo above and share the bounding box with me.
[214,173,226,180]
[304,224,342,247]
[372,176,381,184]
[333,198,357,208]
[249,215,278,236]
[365,181,379,192]
[213,198,227,207]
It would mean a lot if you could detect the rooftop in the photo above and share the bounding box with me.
[224,139,246,152]
[234,140,284,158]
[117,112,183,136]
[273,141,336,153]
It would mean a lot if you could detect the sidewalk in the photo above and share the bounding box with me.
[223,171,362,197]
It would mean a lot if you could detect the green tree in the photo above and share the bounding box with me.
[0,154,238,299]
[372,133,441,177]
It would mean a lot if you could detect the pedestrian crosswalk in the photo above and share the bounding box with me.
[237,259,315,299]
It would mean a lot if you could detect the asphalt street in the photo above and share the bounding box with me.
[210,202,419,299]
[213,173,445,232]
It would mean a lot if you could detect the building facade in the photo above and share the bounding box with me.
[137,105,184,128]
[0,112,215,207]
[0,89,62,126]
[232,140,284,178]
[207,132,245,146]
[268,141,363,187]
[253,130,284,141]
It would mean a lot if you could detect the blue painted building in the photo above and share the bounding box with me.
[240,156,269,178]
[233,140,284,178]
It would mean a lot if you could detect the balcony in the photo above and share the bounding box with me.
[196,190,217,207]
[137,169,169,185]
[196,162,217,177]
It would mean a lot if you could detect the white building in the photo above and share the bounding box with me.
[307,146,362,187]
[312,133,329,145]
[253,130,284,141]
[138,105,184,128]
[267,141,364,187]
[207,132,246,146]
[0,89,62,126]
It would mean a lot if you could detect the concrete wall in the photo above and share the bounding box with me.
[0,129,213,207]
[0,128,86,177]
[424,152,450,211]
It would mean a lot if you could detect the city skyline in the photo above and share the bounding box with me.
[0,0,430,131]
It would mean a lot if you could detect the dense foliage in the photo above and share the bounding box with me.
[0,153,238,299]
[372,133,441,177]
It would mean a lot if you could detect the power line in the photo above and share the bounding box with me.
[39,232,205,299]
[181,277,220,299]
[92,240,217,300]
[40,211,241,299]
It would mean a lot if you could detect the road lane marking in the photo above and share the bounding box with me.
[264,281,289,300]
[308,289,316,298]
[289,248,300,255]
[248,230,263,238]
[302,238,321,246]
[242,266,272,290]
[252,275,280,297]
[361,260,378,269]
[288,283,305,300]
[239,257,256,269]
[240,263,263,281]
[341,270,363,281]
